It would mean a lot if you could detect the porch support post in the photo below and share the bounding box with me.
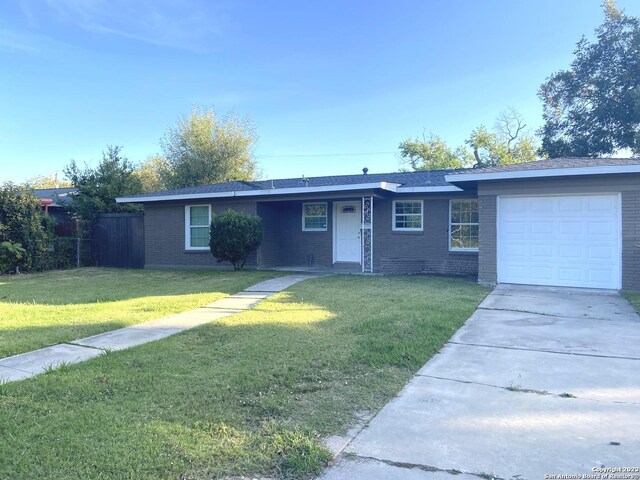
[361,196,373,273]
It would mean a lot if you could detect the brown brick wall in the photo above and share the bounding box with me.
[477,195,497,285]
[144,200,258,269]
[255,201,333,268]
[622,190,640,291]
[372,196,479,277]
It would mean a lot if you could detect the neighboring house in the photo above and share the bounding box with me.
[117,158,640,291]
[33,187,77,236]
[33,187,77,223]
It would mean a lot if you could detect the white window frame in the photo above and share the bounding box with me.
[392,200,423,232]
[448,199,479,252]
[302,202,328,231]
[184,204,212,250]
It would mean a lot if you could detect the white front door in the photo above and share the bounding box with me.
[498,194,621,289]
[334,201,361,263]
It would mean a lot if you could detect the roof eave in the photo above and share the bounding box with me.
[444,164,640,183]
[116,182,464,203]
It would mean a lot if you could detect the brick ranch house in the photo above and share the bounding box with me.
[117,158,640,291]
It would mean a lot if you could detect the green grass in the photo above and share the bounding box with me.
[0,268,281,358]
[0,275,489,479]
[622,291,640,314]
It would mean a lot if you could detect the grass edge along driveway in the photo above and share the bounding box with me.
[0,275,489,479]
[622,291,640,314]
[0,268,283,358]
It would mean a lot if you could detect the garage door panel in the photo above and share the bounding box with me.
[531,221,553,234]
[557,245,583,258]
[587,221,615,235]
[531,244,553,257]
[557,268,584,282]
[498,195,620,289]
[588,245,614,260]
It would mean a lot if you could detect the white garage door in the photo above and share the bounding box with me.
[498,194,620,289]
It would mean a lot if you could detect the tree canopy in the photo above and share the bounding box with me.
[399,109,538,171]
[538,1,640,157]
[134,155,169,193]
[23,173,72,189]
[160,107,258,189]
[64,145,142,227]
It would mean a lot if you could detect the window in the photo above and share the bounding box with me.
[302,202,328,231]
[393,200,423,231]
[449,199,479,251]
[185,205,211,250]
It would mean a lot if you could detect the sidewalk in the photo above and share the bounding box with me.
[0,274,319,383]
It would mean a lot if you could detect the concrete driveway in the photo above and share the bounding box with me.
[321,284,640,480]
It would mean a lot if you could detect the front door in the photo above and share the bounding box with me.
[334,201,361,263]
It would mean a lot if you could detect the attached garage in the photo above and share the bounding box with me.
[497,194,620,289]
[444,158,640,291]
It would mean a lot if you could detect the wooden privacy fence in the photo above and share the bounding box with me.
[92,213,144,268]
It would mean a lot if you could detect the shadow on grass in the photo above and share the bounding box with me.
[0,267,283,306]
[0,321,128,358]
[0,275,489,479]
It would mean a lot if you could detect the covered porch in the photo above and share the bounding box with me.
[256,196,374,273]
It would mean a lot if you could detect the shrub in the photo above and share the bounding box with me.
[0,182,53,273]
[0,240,26,273]
[209,210,263,270]
[35,237,77,271]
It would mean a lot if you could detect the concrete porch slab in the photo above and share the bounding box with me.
[74,326,183,351]
[346,376,639,480]
[321,456,478,480]
[450,308,640,359]
[479,285,638,320]
[0,343,102,378]
[419,343,640,403]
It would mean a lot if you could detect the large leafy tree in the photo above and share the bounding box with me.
[23,173,72,189]
[134,155,169,193]
[399,133,473,170]
[160,107,258,189]
[467,109,538,167]
[400,109,537,171]
[538,1,640,157]
[64,145,142,226]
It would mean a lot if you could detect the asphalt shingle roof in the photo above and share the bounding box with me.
[133,169,461,198]
[122,157,640,200]
[447,157,640,176]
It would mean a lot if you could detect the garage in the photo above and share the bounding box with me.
[497,194,621,289]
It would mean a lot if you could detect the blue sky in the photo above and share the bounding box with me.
[1,0,639,183]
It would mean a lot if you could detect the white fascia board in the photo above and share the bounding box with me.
[444,164,640,183]
[116,182,401,203]
[233,182,400,197]
[116,191,235,203]
[396,186,463,193]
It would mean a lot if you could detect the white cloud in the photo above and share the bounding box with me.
[39,0,233,52]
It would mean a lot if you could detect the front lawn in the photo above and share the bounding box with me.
[0,268,281,358]
[0,275,489,479]
[622,291,640,314]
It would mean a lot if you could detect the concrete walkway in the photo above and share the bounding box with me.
[321,284,640,480]
[0,274,318,383]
